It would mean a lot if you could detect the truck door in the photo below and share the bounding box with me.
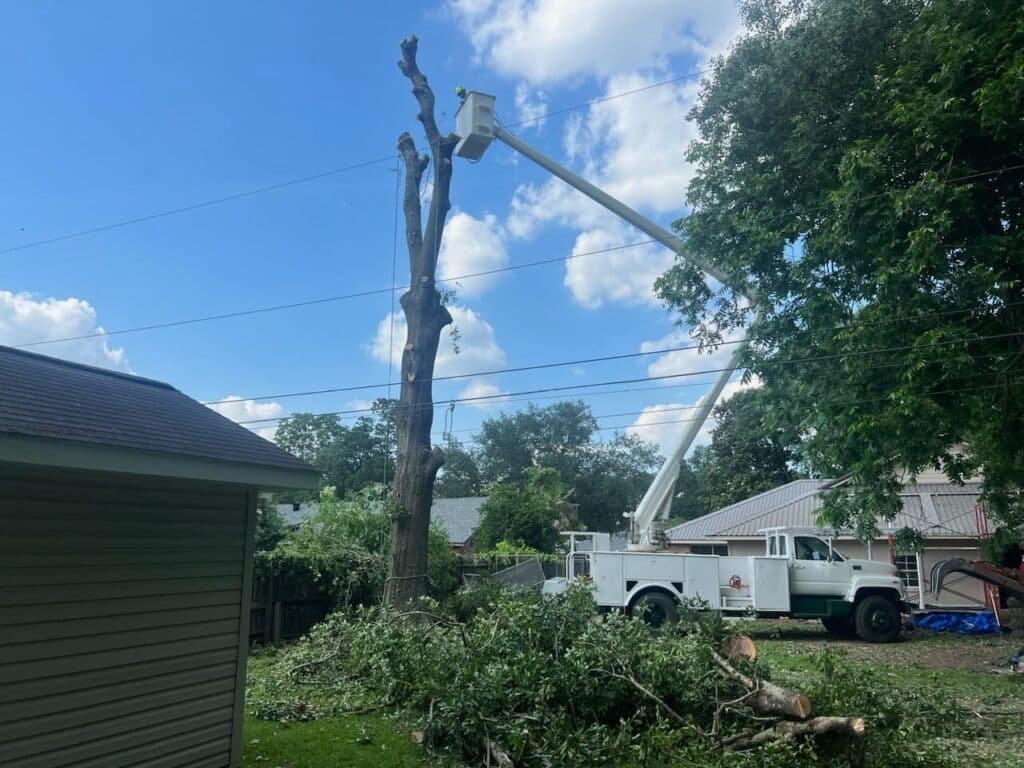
[789,536,851,596]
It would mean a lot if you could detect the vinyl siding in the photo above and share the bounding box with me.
[0,466,250,768]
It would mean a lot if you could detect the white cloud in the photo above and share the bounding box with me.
[514,82,549,128]
[626,378,762,456]
[0,290,129,371]
[437,211,508,297]
[448,1,745,309]
[207,396,284,442]
[369,305,507,377]
[564,225,676,308]
[641,325,747,380]
[504,72,707,308]
[458,379,509,408]
[448,0,739,85]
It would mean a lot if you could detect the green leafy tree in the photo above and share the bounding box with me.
[656,0,1024,534]
[433,438,483,498]
[475,468,573,553]
[700,389,802,511]
[669,445,712,522]
[274,399,399,501]
[476,401,660,531]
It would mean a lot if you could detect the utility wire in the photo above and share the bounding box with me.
[241,353,1018,427]
[14,161,1024,349]
[14,240,656,349]
[2,69,714,258]
[503,69,712,128]
[0,156,396,257]
[212,330,1024,407]
[254,379,1021,457]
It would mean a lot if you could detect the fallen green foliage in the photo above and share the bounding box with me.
[247,588,956,767]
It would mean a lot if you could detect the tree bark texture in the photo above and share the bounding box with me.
[384,35,458,606]
[711,650,813,720]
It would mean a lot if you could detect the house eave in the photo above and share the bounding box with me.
[0,433,320,490]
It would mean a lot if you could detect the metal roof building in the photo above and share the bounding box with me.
[0,345,318,767]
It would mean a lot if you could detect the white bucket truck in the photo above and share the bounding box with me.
[543,528,906,643]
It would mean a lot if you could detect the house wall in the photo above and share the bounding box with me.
[0,465,255,768]
[668,536,986,609]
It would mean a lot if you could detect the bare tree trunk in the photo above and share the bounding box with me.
[384,36,458,606]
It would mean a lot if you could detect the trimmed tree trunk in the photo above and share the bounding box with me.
[384,36,458,606]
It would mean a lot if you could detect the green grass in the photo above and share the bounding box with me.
[241,714,449,768]
[745,620,1024,768]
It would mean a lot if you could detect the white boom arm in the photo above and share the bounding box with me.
[454,92,752,547]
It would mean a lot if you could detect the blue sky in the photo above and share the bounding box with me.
[0,1,751,456]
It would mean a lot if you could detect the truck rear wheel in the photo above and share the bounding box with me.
[854,595,901,643]
[631,592,678,627]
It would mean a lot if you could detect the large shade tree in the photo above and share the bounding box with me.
[657,0,1024,536]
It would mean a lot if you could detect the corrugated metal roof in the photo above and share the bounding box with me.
[0,344,316,476]
[689,481,989,539]
[665,480,826,541]
[432,497,486,545]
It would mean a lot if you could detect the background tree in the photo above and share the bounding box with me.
[656,0,1024,536]
[475,401,660,531]
[385,36,458,604]
[475,467,573,553]
[669,445,712,522]
[433,437,483,498]
[274,399,397,501]
[699,389,802,511]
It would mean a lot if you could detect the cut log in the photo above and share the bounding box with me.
[720,634,757,662]
[727,716,865,751]
[711,650,812,720]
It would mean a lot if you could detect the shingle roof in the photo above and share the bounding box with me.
[0,345,315,475]
[670,478,990,540]
[432,496,486,545]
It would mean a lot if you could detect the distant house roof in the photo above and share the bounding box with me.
[432,496,486,546]
[666,478,991,542]
[277,501,319,526]
[666,480,826,542]
[0,345,318,488]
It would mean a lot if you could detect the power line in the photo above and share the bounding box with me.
[238,375,729,426]
[2,70,711,259]
[230,332,1024,422]
[0,156,397,257]
[14,240,657,349]
[212,330,1024,407]
[14,157,1023,349]
[255,380,1022,459]
[503,69,712,128]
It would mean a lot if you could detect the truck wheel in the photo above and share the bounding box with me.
[854,596,901,643]
[632,592,678,628]
[820,616,856,637]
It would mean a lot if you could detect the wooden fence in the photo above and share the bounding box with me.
[249,567,333,645]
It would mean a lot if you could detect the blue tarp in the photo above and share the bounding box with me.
[912,611,1001,634]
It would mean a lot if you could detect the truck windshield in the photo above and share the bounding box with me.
[794,536,843,562]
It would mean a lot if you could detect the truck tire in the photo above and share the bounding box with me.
[631,591,678,627]
[853,595,901,643]
[820,616,856,637]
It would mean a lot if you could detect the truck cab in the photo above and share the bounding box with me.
[763,528,905,641]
